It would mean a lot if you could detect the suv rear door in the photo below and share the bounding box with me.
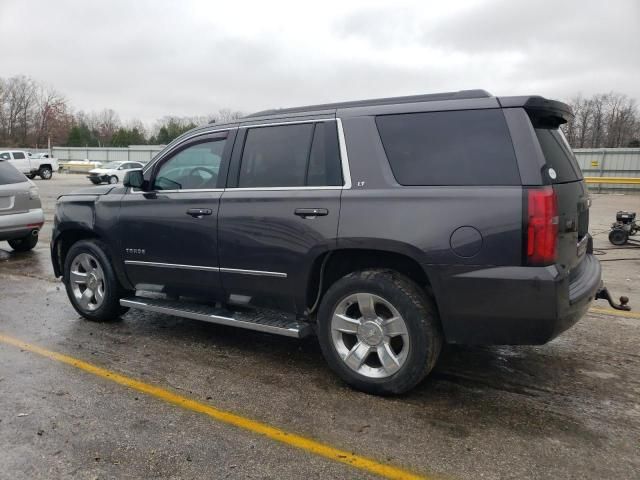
[218,119,345,312]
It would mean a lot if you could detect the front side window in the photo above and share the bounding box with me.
[154,139,226,190]
[0,152,10,160]
[12,152,25,160]
[238,122,342,188]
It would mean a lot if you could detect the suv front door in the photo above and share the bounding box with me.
[118,129,235,300]
[218,119,346,312]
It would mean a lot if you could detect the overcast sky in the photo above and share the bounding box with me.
[1,0,638,124]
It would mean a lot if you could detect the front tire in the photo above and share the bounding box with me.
[63,239,129,321]
[317,269,442,395]
[8,233,38,252]
[25,173,36,180]
[38,166,53,180]
[108,175,118,184]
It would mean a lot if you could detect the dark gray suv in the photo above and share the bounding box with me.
[51,90,617,395]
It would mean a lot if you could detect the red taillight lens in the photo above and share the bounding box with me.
[526,187,558,266]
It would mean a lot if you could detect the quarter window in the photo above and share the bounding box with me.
[238,122,342,188]
[376,109,520,186]
[154,139,226,190]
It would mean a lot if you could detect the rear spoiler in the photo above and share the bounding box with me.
[498,95,573,128]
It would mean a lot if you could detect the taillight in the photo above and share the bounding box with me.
[526,187,558,266]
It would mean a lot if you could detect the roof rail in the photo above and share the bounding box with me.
[244,89,492,118]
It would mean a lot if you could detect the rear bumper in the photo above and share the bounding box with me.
[433,254,601,345]
[0,208,45,240]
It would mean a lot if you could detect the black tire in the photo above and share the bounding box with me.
[609,228,628,246]
[8,233,38,252]
[317,269,442,395]
[63,239,129,322]
[90,179,101,185]
[108,175,118,184]
[38,166,52,180]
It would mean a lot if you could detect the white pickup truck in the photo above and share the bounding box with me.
[0,150,58,180]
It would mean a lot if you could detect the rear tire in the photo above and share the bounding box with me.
[317,269,442,395]
[38,166,52,180]
[8,233,38,252]
[108,175,118,184]
[63,239,129,322]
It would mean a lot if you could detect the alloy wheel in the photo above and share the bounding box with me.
[330,293,410,378]
[69,253,106,312]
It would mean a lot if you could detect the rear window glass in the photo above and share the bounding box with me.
[534,128,582,183]
[376,109,520,186]
[0,161,27,185]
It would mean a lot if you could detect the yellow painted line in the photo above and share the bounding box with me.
[589,307,640,320]
[584,176,640,185]
[0,333,431,480]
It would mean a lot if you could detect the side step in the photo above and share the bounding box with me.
[120,296,313,338]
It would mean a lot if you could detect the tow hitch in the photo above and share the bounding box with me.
[595,285,631,311]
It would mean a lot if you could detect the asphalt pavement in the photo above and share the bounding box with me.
[0,174,639,479]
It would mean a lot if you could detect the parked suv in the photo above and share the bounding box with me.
[0,158,44,251]
[51,90,616,394]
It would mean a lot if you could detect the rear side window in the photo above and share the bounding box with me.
[0,161,27,185]
[376,109,520,186]
[534,128,582,183]
[12,152,25,159]
[238,122,342,188]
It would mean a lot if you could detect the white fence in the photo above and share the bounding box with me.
[21,145,640,191]
[50,146,164,164]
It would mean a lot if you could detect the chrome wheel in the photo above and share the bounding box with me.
[331,293,410,379]
[69,253,106,312]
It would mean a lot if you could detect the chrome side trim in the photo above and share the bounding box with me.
[129,188,224,194]
[336,117,352,189]
[241,118,335,128]
[227,186,341,192]
[124,260,220,272]
[124,260,287,278]
[219,267,287,278]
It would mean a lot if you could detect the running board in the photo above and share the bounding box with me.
[120,296,312,338]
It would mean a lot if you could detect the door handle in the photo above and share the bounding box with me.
[186,208,212,218]
[294,208,328,218]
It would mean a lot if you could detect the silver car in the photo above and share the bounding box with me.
[0,158,44,251]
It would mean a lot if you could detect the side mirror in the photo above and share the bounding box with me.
[123,169,145,189]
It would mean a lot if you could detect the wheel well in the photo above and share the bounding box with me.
[307,249,431,311]
[53,230,99,275]
[39,164,52,170]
